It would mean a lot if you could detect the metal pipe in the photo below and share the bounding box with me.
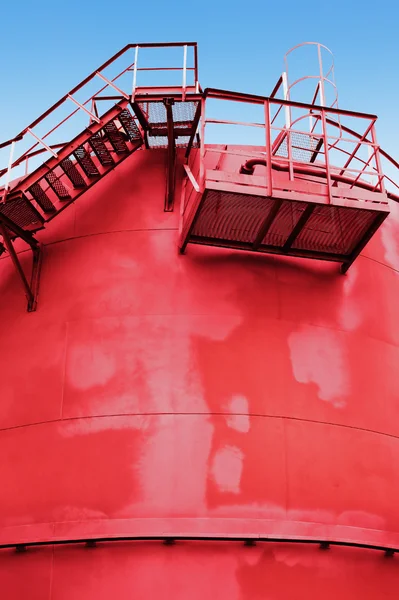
[238,157,398,202]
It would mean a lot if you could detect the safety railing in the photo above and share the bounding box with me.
[0,43,199,199]
[180,89,399,244]
[189,89,399,198]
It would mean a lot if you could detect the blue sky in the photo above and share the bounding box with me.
[1,0,398,159]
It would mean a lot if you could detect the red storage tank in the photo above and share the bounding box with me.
[1,42,399,599]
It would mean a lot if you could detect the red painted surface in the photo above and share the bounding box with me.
[1,147,399,597]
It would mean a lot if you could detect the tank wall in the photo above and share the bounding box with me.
[1,147,399,597]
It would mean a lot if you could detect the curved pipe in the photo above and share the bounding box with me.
[240,159,267,175]
[239,158,399,202]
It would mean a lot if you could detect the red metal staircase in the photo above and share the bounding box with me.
[0,43,200,310]
[2,101,142,234]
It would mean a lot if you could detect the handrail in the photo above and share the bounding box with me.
[200,91,399,203]
[0,43,199,188]
[204,88,377,120]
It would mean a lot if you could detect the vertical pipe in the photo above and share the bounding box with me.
[199,96,206,192]
[194,44,199,90]
[182,45,187,100]
[264,100,272,197]
[165,100,176,212]
[282,72,291,128]
[132,46,139,99]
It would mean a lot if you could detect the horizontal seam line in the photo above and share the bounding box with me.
[0,228,179,260]
[43,227,179,247]
[0,412,398,441]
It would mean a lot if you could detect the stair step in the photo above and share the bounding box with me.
[89,133,114,166]
[73,147,100,177]
[118,110,141,141]
[104,121,129,154]
[0,194,44,231]
[45,171,71,200]
[61,158,86,188]
[28,182,56,213]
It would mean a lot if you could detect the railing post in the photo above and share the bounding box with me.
[317,43,326,106]
[2,141,15,201]
[371,123,385,193]
[182,45,187,101]
[282,72,293,181]
[264,100,273,197]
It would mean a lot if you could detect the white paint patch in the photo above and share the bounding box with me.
[288,325,349,407]
[338,264,363,331]
[67,344,116,390]
[60,415,148,437]
[135,414,214,513]
[225,395,250,433]
[337,510,385,530]
[211,445,243,494]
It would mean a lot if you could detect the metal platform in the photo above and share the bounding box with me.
[181,186,388,273]
[179,88,397,273]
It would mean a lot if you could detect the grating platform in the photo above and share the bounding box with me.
[137,100,200,148]
[180,187,389,273]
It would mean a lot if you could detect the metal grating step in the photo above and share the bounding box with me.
[89,133,114,166]
[118,110,141,141]
[73,147,100,177]
[28,182,56,213]
[45,171,71,200]
[0,195,44,231]
[104,121,129,154]
[61,158,87,188]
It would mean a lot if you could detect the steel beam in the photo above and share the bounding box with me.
[341,212,388,274]
[252,199,283,250]
[283,204,314,251]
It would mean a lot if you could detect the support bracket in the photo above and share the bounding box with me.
[0,219,42,312]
